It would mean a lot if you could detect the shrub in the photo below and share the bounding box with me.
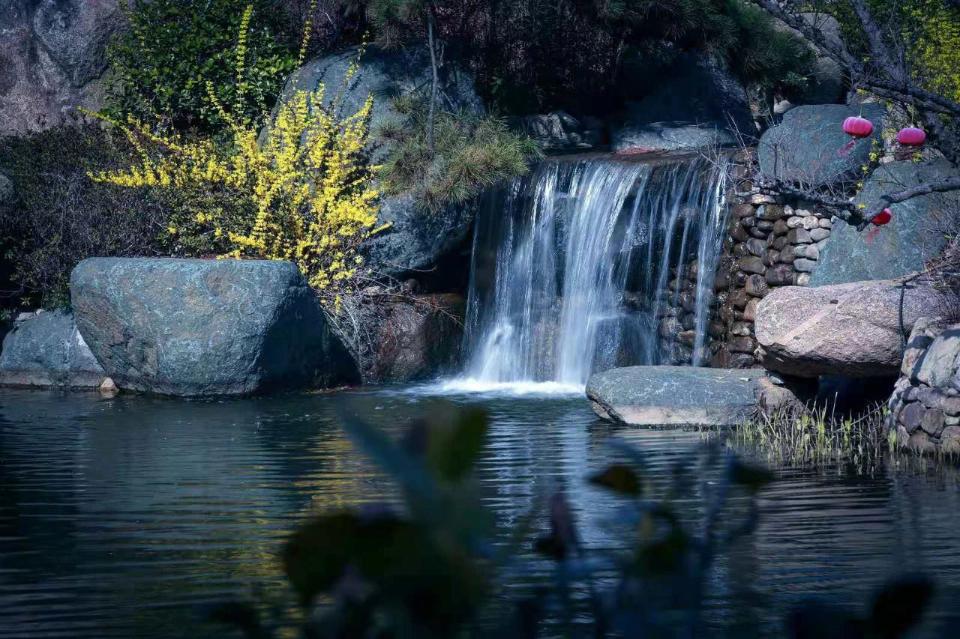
[379,101,542,211]
[92,17,381,303]
[0,124,179,308]
[106,0,298,134]
[724,0,815,97]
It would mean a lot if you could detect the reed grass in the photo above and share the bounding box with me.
[733,403,890,472]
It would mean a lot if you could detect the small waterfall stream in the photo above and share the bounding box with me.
[451,154,728,392]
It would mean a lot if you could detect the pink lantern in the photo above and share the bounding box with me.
[872,209,892,226]
[897,127,926,147]
[843,116,874,138]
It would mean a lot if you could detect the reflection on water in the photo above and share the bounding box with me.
[1,387,960,637]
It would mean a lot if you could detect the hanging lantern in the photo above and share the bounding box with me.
[897,127,926,147]
[843,116,874,138]
[872,208,892,226]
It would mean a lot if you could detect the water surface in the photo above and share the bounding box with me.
[2,387,960,637]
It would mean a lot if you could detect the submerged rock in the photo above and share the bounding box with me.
[758,103,884,187]
[70,258,358,396]
[0,309,106,388]
[812,160,959,286]
[755,278,940,378]
[586,366,768,427]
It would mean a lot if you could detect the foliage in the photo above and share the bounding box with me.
[345,0,814,114]
[106,0,298,134]
[734,403,889,471]
[902,0,960,102]
[209,407,939,638]
[830,0,960,103]
[379,101,541,210]
[723,0,815,95]
[93,9,381,300]
[0,124,180,308]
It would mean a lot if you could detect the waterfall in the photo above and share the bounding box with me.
[452,154,728,392]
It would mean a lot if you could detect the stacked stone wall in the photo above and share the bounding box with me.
[887,319,960,453]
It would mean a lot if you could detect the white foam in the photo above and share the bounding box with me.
[413,378,585,397]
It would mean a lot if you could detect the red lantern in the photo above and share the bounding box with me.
[843,116,874,138]
[897,127,926,146]
[872,209,892,226]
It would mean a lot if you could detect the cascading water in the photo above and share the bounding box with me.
[451,154,728,392]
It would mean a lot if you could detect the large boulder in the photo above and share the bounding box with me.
[586,366,769,427]
[758,103,885,187]
[280,45,483,277]
[0,1,122,135]
[611,52,753,154]
[348,292,465,384]
[0,309,106,388]
[755,278,941,378]
[70,258,358,396]
[811,160,959,286]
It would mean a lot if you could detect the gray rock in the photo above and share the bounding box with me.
[811,160,959,286]
[611,52,752,153]
[70,258,358,396]
[755,278,940,377]
[0,309,105,388]
[809,227,831,242]
[280,46,483,277]
[586,365,768,427]
[758,103,884,187]
[513,111,601,152]
[0,1,122,135]
[915,328,960,389]
[899,401,926,433]
[362,193,478,277]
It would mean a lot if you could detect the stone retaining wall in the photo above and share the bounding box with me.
[886,318,960,453]
[657,152,836,368]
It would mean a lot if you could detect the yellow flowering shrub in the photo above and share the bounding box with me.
[88,4,381,301]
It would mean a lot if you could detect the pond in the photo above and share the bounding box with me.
[2,386,960,638]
